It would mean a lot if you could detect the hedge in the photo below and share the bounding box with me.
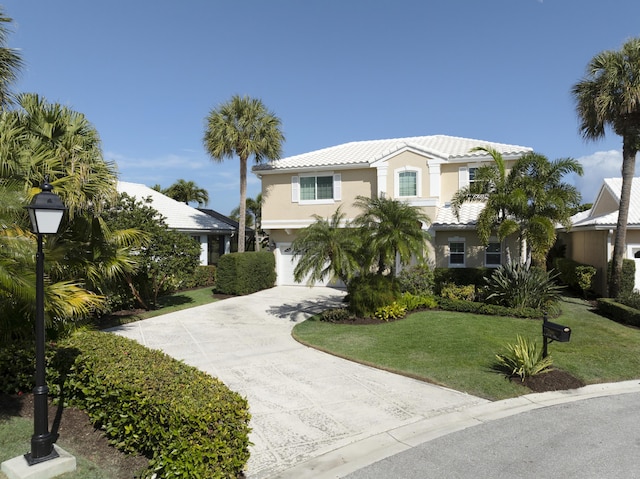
[596,298,640,328]
[436,297,543,319]
[433,267,491,292]
[216,251,276,295]
[49,330,251,478]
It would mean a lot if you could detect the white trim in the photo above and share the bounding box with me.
[458,167,469,190]
[394,166,422,198]
[291,176,299,203]
[428,160,441,198]
[376,165,388,197]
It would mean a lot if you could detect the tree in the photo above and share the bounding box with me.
[230,193,266,250]
[164,179,209,206]
[291,206,360,285]
[353,196,431,277]
[509,153,583,268]
[203,95,284,252]
[0,8,22,108]
[572,37,640,297]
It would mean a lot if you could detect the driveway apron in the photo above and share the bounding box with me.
[111,286,488,478]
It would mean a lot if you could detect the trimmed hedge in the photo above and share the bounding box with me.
[607,259,636,296]
[433,267,490,292]
[216,251,276,295]
[437,297,543,319]
[596,298,640,328]
[51,330,251,478]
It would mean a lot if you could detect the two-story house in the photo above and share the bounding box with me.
[253,135,533,286]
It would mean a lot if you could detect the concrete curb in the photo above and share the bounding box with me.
[272,379,640,479]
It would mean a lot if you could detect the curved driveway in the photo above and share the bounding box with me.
[111,286,488,478]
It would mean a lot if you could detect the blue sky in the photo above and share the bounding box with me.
[4,1,640,214]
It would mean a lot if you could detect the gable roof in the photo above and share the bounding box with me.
[570,177,640,229]
[253,134,532,173]
[116,181,235,233]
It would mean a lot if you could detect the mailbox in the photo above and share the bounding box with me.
[542,321,571,343]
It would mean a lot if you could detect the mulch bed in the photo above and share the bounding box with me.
[517,368,586,392]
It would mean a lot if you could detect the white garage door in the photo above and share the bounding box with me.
[276,243,342,287]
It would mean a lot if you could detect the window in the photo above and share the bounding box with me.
[468,167,478,184]
[398,171,417,196]
[485,242,502,266]
[292,174,341,203]
[449,241,465,266]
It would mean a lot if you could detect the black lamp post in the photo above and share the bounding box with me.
[24,177,66,466]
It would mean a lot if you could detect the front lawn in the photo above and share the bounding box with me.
[292,296,640,400]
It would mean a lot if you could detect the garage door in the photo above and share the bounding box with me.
[276,243,342,287]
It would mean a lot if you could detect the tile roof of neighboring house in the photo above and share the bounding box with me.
[570,177,640,228]
[117,181,235,232]
[432,202,486,229]
[253,134,533,172]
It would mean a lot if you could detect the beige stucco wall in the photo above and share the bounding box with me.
[432,231,520,269]
[260,167,377,225]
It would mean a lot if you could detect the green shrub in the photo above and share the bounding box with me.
[440,283,476,301]
[216,251,275,295]
[495,335,553,381]
[554,258,596,296]
[485,262,563,313]
[397,292,438,311]
[596,297,640,327]
[320,308,353,323]
[184,265,217,289]
[433,267,489,292]
[397,264,435,295]
[607,258,636,296]
[0,341,35,394]
[374,302,407,321]
[347,274,400,318]
[436,297,543,319]
[52,331,251,479]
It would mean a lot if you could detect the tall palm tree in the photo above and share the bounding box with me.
[204,95,284,252]
[164,179,209,206]
[572,37,640,297]
[510,153,583,268]
[353,196,431,276]
[451,146,522,249]
[230,193,265,250]
[203,95,284,252]
[291,206,360,285]
[0,8,23,108]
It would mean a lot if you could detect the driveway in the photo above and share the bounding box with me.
[111,286,488,478]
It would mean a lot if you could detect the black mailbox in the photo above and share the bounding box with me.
[543,321,571,342]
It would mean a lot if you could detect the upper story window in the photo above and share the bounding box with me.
[394,166,421,198]
[291,173,341,204]
[468,167,478,184]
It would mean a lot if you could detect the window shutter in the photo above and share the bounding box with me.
[458,167,469,189]
[333,174,341,200]
[291,176,299,202]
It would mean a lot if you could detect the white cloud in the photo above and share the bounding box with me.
[571,150,622,204]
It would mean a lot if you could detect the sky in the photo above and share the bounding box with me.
[3,0,640,215]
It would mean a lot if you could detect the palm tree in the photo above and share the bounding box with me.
[230,193,265,250]
[291,206,360,285]
[509,153,583,268]
[164,179,209,206]
[572,37,640,297]
[353,196,431,277]
[203,95,284,252]
[0,8,23,108]
[451,146,522,249]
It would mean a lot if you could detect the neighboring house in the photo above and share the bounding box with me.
[559,177,640,295]
[117,181,236,265]
[253,135,532,286]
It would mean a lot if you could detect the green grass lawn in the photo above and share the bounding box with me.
[292,296,640,400]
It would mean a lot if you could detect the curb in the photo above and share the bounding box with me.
[271,379,640,479]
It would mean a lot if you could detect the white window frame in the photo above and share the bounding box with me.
[394,166,421,198]
[448,238,466,267]
[485,240,502,267]
[291,173,341,204]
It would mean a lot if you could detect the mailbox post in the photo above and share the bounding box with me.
[542,313,571,358]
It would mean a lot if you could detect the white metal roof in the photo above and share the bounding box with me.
[116,181,234,232]
[253,134,532,172]
[570,177,640,228]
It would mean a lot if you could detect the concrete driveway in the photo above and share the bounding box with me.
[111,286,488,478]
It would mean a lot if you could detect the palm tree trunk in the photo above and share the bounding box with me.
[238,156,247,253]
[609,140,637,297]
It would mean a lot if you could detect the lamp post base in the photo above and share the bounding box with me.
[23,448,59,466]
[2,445,75,479]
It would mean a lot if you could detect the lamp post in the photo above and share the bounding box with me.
[24,177,66,466]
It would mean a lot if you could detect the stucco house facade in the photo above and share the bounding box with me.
[117,181,237,266]
[559,177,640,295]
[253,135,533,286]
